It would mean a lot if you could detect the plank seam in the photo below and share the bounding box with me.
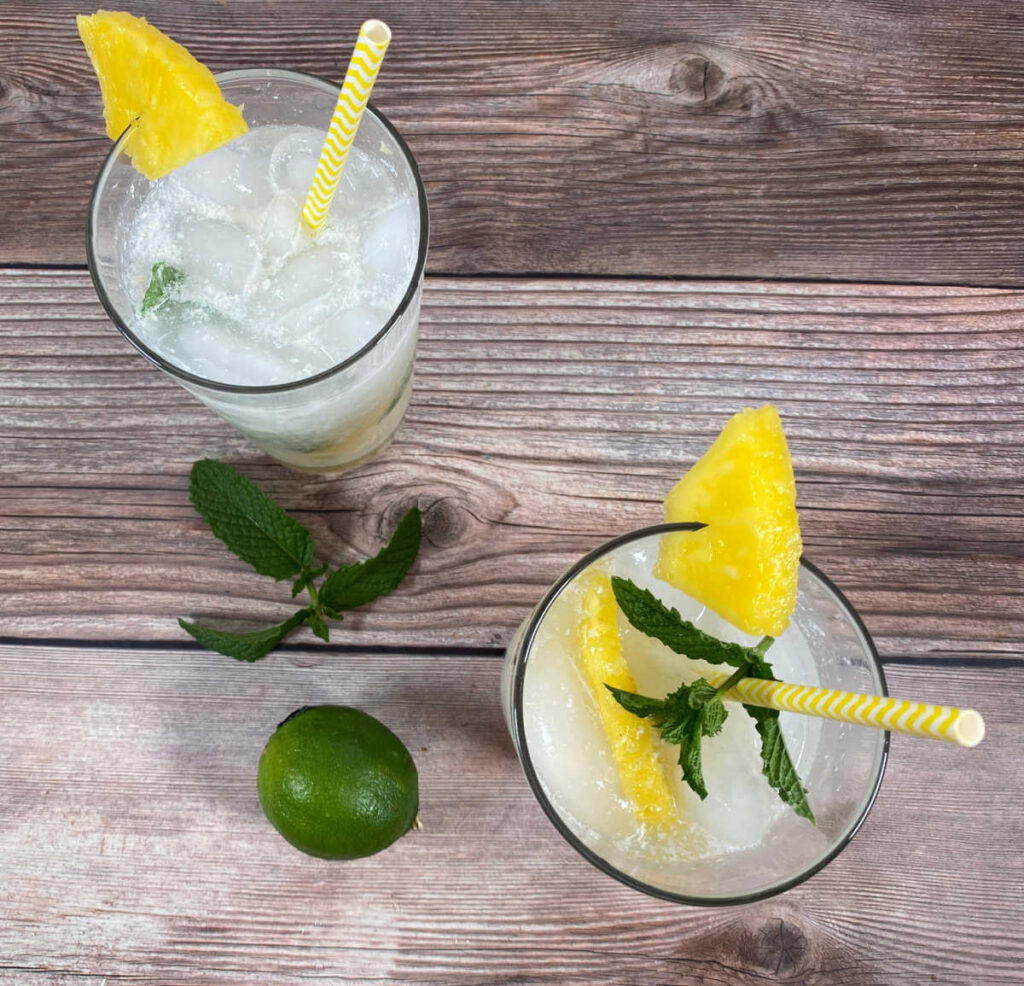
[5,264,1024,293]
[0,636,1021,668]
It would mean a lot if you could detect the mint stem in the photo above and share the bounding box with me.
[714,663,750,698]
[306,574,321,615]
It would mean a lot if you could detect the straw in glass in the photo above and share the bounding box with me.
[704,670,985,747]
[302,19,392,233]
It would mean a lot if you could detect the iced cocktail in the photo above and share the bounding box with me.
[502,524,888,903]
[87,68,428,472]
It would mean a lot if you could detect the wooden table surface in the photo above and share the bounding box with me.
[2,2,1022,984]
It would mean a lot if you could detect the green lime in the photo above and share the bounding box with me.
[257,705,418,860]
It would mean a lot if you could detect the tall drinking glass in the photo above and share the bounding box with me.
[501,523,888,905]
[87,69,428,473]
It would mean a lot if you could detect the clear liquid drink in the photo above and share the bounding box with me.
[502,524,888,904]
[88,69,428,472]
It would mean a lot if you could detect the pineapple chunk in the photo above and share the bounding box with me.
[574,570,678,830]
[78,10,247,179]
[657,405,802,636]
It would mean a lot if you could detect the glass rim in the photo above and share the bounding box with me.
[510,522,890,907]
[85,67,430,395]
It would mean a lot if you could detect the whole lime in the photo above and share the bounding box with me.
[257,705,418,860]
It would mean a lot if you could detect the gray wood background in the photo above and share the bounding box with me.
[1,2,1022,984]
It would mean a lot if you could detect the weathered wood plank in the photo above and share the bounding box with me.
[0,646,1019,984]
[2,271,1021,659]
[5,1,1024,281]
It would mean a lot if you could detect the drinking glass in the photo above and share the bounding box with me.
[501,523,888,905]
[87,68,428,473]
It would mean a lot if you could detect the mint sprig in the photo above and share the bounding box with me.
[607,665,743,800]
[141,262,185,314]
[607,577,814,822]
[178,460,422,661]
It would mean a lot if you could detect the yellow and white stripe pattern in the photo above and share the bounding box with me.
[302,19,392,233]
[706,671,985,747]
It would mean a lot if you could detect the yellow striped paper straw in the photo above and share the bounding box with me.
[705,670,985,747]
[302,19,392,233]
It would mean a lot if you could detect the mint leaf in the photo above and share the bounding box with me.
[611,577,761,669]
[740,660,815,822]
[178,608,310,662]
[142,262,185,314]
[700,694,728,736]
[686,678,719,709]
[745,705,815,822]
[189,459,314,581]
[306,611,330,642]
[603,686,666,719]
[680,713,709,797]
[321,507,421,612]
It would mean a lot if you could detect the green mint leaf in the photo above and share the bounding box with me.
[745,704,815,822]
[687,679,718,708]
[738,649,814,821]
[306,611,330,642]
[680,712,708,798]
[178,608,310,662]
[603,685,667,720]
[700,697,727,737]
[321,506,421,612]
[611,577,755,668]
[189,459,314,581]
[142,262,185,314]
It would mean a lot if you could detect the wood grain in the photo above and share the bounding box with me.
[0,645,1019,985]
[1,270,1022,660]
[5,1,1024,281]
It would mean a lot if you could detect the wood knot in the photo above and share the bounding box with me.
[667,54,726,104]
[380,496,464,549]
[754,919,809,975]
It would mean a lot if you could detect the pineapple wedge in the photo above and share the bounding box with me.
[78,10,247,179]
[574,570,679,831]
[657,405,802,637]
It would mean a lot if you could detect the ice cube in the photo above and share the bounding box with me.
[360,200,417,278]
[163,307,294,386]
[270,131,321,196]
[179,219,260,297]
[305,305,389,365]
[261,193,302,259]
[269,244,346,313]
[173,144,273,212]
[333,148,400,222]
